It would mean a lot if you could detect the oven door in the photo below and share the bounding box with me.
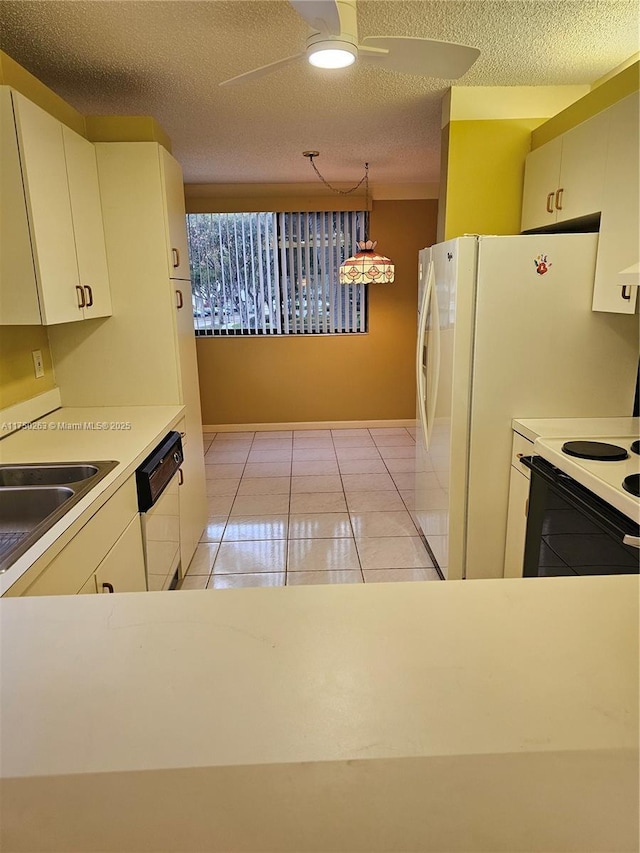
[520,456,640,577]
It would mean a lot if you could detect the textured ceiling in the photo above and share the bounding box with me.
[0,1,638,185]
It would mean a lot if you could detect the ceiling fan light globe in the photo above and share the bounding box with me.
[307,41,357,68]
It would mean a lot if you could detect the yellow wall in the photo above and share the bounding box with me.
[442,118,545,240]
[195,199,437,426]
[84,115,172,151]
[0,326,56,409]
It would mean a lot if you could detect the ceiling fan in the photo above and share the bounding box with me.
[219,0,480,87]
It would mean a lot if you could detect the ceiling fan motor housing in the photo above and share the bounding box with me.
[305,0,358,67]
[306,36,358,66]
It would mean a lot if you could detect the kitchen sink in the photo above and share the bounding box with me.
[0,461,118,574]
[0,464,99,487]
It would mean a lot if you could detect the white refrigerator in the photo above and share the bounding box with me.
[415,233,639,580]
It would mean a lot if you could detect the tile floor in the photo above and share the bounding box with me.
[179,427,441,589]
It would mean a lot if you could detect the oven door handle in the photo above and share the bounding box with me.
[623,535,640,549]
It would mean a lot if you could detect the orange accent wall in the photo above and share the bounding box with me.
[195,199,437,425]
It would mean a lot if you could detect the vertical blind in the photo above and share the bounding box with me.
[186,211,367,335]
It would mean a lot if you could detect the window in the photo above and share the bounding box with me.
[186,211,367,335]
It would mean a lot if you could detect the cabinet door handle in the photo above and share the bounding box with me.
[76,285,86,309]
[176,289,184,309]
[555,187,564,211]
[546,192,555,214]
[172,248,180,268]
[621,285,633,301]
[178,469,184,486]
[84,285,93,307]
[102,582,114,593]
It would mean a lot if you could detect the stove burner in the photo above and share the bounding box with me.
[631,440,640,456]
[561,440,629,461]
[622,474,640,498]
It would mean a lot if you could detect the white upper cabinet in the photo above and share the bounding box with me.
[555,109,610,222]
[521,110,609,232]
[0,88,41,323]
[160,148,191,280]
[592,93,639,314]
[520,136,563,231]
[61,126,112,320]
[0,88,111,325]
[11,90,80,325]
[521,92,639,314]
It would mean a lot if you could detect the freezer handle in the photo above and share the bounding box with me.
[416,260,439,451]
[416,264,431,450]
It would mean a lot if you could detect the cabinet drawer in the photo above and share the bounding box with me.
[511,433,534,478]
[21,478,138,596]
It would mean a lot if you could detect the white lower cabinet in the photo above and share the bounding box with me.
[503,433,533,578]
[10,478,145,597]
[90,516,146,594]
[175,418,206,573]
[504,467,531,578]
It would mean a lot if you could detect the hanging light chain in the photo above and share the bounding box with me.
[306,154,369,197]
[303,151,371,246]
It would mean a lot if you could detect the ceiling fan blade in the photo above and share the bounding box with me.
[219,53,304,87]
[289,0,341,35]
[361,37,480,80]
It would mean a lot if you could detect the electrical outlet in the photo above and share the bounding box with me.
[32,350,45,379]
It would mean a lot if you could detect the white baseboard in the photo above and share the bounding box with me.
[203,419,417,433]
[0,387,62,438]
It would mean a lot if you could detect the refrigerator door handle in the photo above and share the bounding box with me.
[426,266,441,448]
[416,262,432,449]
[416,260,439,450]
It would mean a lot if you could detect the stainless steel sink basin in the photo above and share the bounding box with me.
[0,486,75,530]
[0,461,118,574]
[0,464,99,487]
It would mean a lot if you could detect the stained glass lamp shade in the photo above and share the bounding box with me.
[339,240,395,285]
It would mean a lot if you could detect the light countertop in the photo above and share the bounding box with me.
[0,405,183,594]
[512,416,639,443]
[1,575,638,851]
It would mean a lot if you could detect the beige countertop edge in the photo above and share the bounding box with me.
[0,405,184,596]
[1,575,638,780]
[512,416,639,443]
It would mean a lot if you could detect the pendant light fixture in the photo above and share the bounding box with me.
[303,152,395,285]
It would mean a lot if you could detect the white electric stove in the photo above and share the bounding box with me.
[534,435,640,523]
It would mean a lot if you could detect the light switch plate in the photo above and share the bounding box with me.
[32,349,44,378]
